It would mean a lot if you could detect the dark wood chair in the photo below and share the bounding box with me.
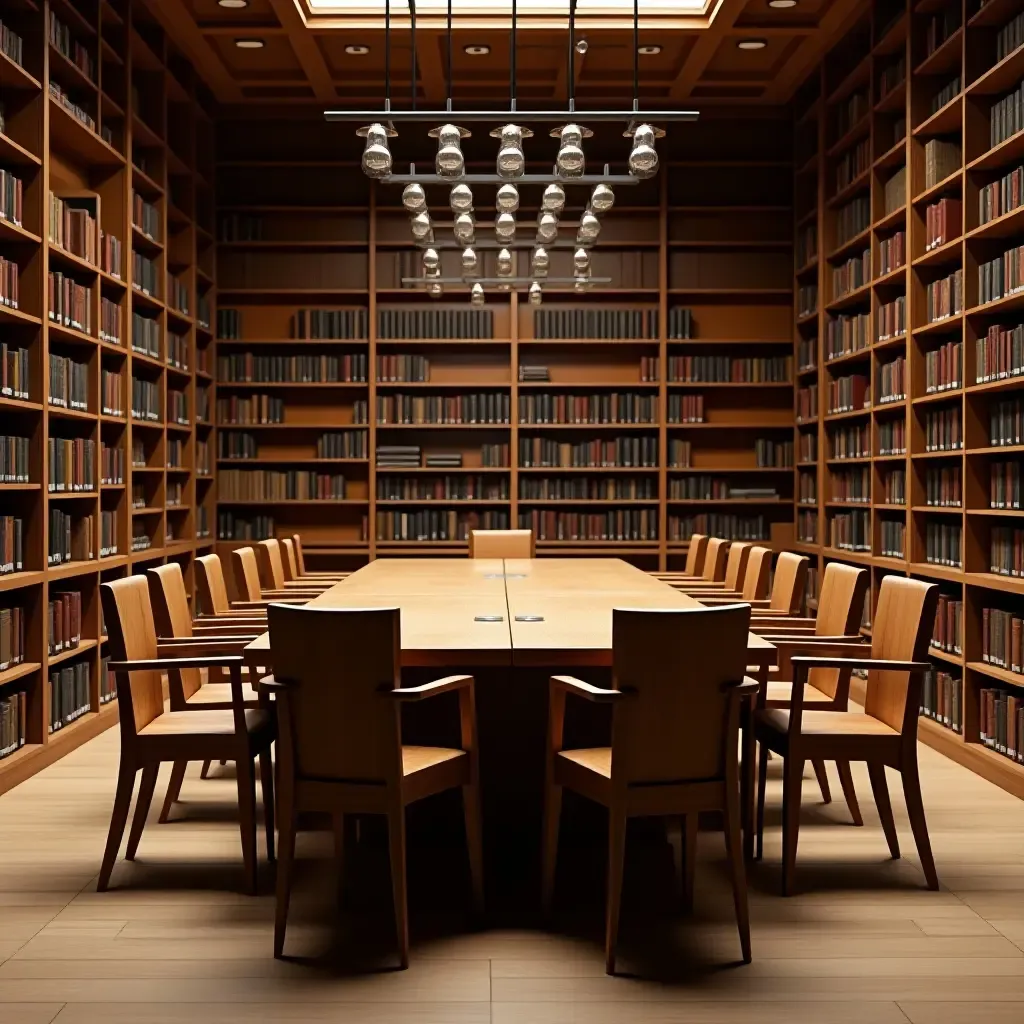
[542,604,757,973]
[257,539,333,594]
[652,532,708,582]
[266,604,484,967]
[282,537,348,584]
[754,575,940,895]
[699,550,807,616]
[232,547,319,605]
[468,528,535,558]
[98,575,275,895]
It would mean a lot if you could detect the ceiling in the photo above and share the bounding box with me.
[148,0,866,109]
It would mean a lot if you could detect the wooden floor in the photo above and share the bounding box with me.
[1,726,1023,1024]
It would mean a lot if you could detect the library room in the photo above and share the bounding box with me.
[2,0,1024,1020]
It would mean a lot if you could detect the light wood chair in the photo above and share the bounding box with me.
[689,544,773,604]
[98,575,275,894]
[196,554,274,620]
[232,547,320,606]
[699,550,806,616]
[292,533,351,579]
[671,541,751,594]
[651,533,708,581]
[754,575,940,895]
[266,604,484,967]
[256,539,332,594]
[468,528,535,559]
[542,604,757,973]
[281,537,348,584]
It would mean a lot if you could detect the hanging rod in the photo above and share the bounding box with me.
[326,109,697,123]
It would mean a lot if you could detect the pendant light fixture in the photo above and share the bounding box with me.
[449,183,473,213]
[471,282,485,305]
[577,209,601,244]
[356,0,396,177]
[624,0,663,179]
[590,183,615,214]
[496,248,514,277]
[541,183,565,214]
[537,212,559,243]
[531,247,550,277]
[422,247,440,272]
[410,211,433,240]
[453,212,475,245]
[402,183,426,212]
[461,247,479,273]
[496,183,520,213]
[495,212,516,243]
[431,123,468,177]
[573,247,591,273]
[528,281,543,306]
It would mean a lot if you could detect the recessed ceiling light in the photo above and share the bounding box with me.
[638,45,662,55]
[737,38,768,50]
[218,0,249,8]
[345,44,369,55]
[464,44,490,55]
[768,0,798,7]
[235,38,264,49]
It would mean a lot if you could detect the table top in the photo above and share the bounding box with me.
[242,558,776,669]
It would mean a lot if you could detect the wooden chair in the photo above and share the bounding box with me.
[98,575,275,895]
[651,533,708,581]
[232,547,320,606]
[671,541,751,594]
[689,545,772,605]
[468,528,535,559]
[699,550,806,616]
[196,554,273,620]
[281,537,348,584]
[542,604,757,973]
[256,539,332,594]
[266,604,484,967]
[754,575,940,895]
[292,533,350,579]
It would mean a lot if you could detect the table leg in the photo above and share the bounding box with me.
[741,664,768,863]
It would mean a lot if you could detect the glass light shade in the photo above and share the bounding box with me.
[590,183,615,214]
[496,248,514,276]
[496,183,520,213]
[498,282,512,292]
[574,277,589,294]
[360,123,392,178]
[573,247,591,272]
[528,281,543,306]
[496,124,526,178]
[435,124,465,178]
[410,211,433,240]
[461,246,478,273]
[536,212,559,243]
[629,123,659,179]
[556,124,585,177]
[402,183,426,212]
[424,264,441,279]
[495,212,516,242]
[427,281,444,297]
[541,183,565,214]
[471,282,485,306]
[449,183,474,213]
[531,246,550,277]
[422,247,440,272]
[577,209,601,243]
[453,212,475,245]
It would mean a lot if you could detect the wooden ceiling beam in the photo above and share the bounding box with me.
[668,0,747,102]
[197,24,288,37]
[416,30,449,105]
[267,0,338,103]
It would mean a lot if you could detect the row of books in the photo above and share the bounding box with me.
[991,397,1024,445]
[99,230,121,278]
[979,164,1023,227]
[924,139,961,190]
[932,593,962,655]
[667,513,770,542]
[798,471,816,505]
[797,509,817,543]
[877,356,907,403]
[798,337,815,372]
[132,192,160,243]
[48,437,94,492]
[796,384,817,421]
[197,441,211,475]
[100,655,115,705]
[289,308,372,340]
[49,662,91,734]
[1,342,29,401]
[0,516,23,575]
[376,510,510,542]
[0,255,18,309]
[197,294,210,332]
[217,513,276,541]
[983,607,1024,674]
[835,196,871,247]
[666,355,791,384]
[379,308,494,340]
[878,296,906,340]
[216,353,371,384]
[797,223,817,268]
[990,77,1024,150]
[829,509,870,551]
[925,406,962,451]
[132,313,160,357]
[826,312,870,359]
[48,193,97,264]
[48,591,82,654]
[535,308,662,340]
[879,517,906,558]
[48,80,94,133]
[882,166,906,216]
[48,354,89,411]
[921,669,961,734]
[131,526,152,552]
[519,393,657,425]
[101,369,123,417]
[832,249,870,299]
[976,322,1024,382]
[830,423,870,459]
[167,277,189,317]
[834,90,868,141]
[797,284,818,319]
[165,479,184,507]
[926,465,961,507]
[0,435,30,483]
[882,467,906,505]
[168,390,188,426]
[49,271,92,333]
[101,442,123,485]
[48,509,93,564]
[979,245,1024,306]
[669,477,778,502]
[926,520,962,567]
[0,20,24,67]
[925,198,960,251]
[166,438,186,470]
[991,460,1022,509]
[218,470,348,502]
[100,297,120,344]
[997,8,1024,62]
[0,690,25,762]
[131,378,161,421]
[925,340,963,394]
[667,394,705,424]
[518,510,658,542]
[930,75,961,117]
[376,393,511,425]
[926,269,963,322]
[878,231,905,275]
[668,439,693,468]
[756,438,794,467]
[132,253,159,298]
[0,605,24,671]
[519,477,656,500]
[377,476,511,501]
[834,139,870,194]
[48,10,94,80]
[167,333,188,370]
[830,467,870,503]
[828,374,869,414]
[992,526,1024,576]
[0,167,23,227]
[981,686,1024,763]
[519,436,658,468]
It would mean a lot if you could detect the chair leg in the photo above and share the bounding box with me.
[97,760,137,892]
[722,785,752,964]
[274,801,296,959]
[158,761,188,824]
[387,803,410,970]
[125,764,159,861]
[540,782,562,917]
[867,762,900,860]
[604,804,627,975]
[682,814,698,913]
[200,760,212,780]
[236,757,258,895]
[901,756,939,891]
[462,783,485,918]
[836,760,863,826]
[333,812,346,904]
[755,741,769,861]
[258,749,275,864]
[781,756,804,896]
[811,759,831,803]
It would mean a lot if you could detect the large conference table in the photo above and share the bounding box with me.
[244,558,777,876]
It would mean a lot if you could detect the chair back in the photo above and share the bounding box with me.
[281,538,300,581]
[767,552,808,613]
[720,542,751,592]
[99,575,164,735]
[865,576,939,733]
[232,547,264,601]
[807,562,870,698]
[147,563,203,700]
[196,554,232,615]
[268,604,403,783]
[469,529,535,559]
[257,539,288,589]
[740,546,772,600]
[292,534,309,575]
[610,604,751,785]
[701,537,730,582]
[684,533,708,576]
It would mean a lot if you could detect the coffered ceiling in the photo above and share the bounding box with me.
[147,0,866,108]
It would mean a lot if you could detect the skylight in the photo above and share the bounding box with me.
[306,1,714,15]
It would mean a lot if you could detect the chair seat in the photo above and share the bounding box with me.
[764,680,836,705]
[759,708,899,738]
[185,681,261,707]
[140,707,272,738]
[402,745,465,776]
[558,747,611,778]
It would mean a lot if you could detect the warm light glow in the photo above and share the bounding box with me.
[308,0,710,13]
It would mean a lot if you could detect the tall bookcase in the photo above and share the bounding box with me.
[213,115,796,574]
[0,0,216,795]
[792,0,1024,798]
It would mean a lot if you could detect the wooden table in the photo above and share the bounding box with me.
[244,558,777,866]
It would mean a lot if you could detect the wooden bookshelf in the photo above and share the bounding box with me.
[791,0,1024,799]
[212,115,796,573]
[0,0,216,794]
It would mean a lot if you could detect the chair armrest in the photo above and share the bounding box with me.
[389,674,474,701]
[757,635,865,645]
[720,676,762,697]
[697,596,769,607]
[232,598,306,608]
[750,616,816,628]
[189,623,265,638]
[262,589,321,599]
[550,674,627,703]
[791,656,931,673]
[109,654,244,673]
[156,640,253,658]
[258,674,287,695]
